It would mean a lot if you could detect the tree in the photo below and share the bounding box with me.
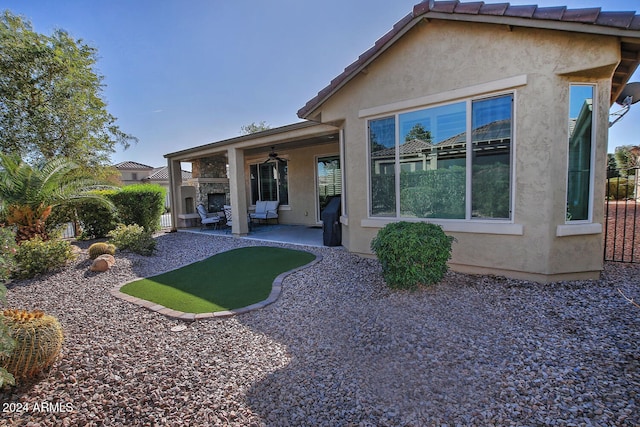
[240,121,270,135]
[0,154,115,242]
[607,153,620,178]
[0,11,136,167]
[614,145,640,176]
[404,123,432,143]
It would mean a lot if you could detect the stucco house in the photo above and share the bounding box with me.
[114,161,191,208]
[165,0,640,282]
[114,161,156,185]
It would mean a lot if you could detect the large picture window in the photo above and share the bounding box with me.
[250,160,289,205]
[368,93,513,220]
[566,85,595,222]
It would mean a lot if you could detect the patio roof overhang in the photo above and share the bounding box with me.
[164,120,341,163]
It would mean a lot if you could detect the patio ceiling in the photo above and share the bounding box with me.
[243,133,338,157]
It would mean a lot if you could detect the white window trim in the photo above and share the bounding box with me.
[315,152,341,224]
[249,160,290,206]
[359,74,527,119]
[556,223,601,237]
[365,86,521,232]
[361,217,524,235]
[565,83,597,225]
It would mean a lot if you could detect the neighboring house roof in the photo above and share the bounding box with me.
[436,119,512,148]
[145,166,192,181]
[373,119,512,160]
[298,0,640,120]
[373,139,432,158]
[114,161,154,170]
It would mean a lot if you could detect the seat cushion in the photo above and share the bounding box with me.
[265,201,279,212]
[253,200,266,214]
[202,216,219,224]
[196,204,208,219]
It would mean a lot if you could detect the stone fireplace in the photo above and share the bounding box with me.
[207,193,226,213]
[191,155,230,213]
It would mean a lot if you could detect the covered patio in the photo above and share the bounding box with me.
[178,223,325,247]
[165,121,342,242]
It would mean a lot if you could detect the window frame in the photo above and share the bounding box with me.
[249,159,289,206]
[565,83,596,224]
[366,91,515,223]
[316,154,342,223]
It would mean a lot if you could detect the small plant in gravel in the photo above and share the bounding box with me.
[0,226,17,284]
[371,221,453,290]
[13,237,76,279]
[0,284,15,387]
[107,223,156,256]
[0,309,63,381]
[88,242,116,259]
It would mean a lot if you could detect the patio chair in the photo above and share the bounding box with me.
[223,205,252,232]
[196,204,220,230]
[223,205,233,228]
[250,200,279,224]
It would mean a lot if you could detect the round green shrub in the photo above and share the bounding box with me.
[14,237,76,279]
[107,223,156,256]
[371,221,453,290]
[607,177,635,200]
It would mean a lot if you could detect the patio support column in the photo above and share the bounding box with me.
[227,147,249,235]
[167,158,183,232]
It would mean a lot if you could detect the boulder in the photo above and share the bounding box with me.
[96,254,116,266]
[90,254,116,272]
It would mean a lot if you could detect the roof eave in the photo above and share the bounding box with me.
[164,120,339,161]
[298,11,640,119]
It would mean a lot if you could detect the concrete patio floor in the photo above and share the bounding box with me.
[178,223,326,247]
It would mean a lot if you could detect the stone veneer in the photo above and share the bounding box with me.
[191,156,230,212]
[192,156,227,179]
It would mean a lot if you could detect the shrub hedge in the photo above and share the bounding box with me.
[108,184,166,232]
[607,177,635,200]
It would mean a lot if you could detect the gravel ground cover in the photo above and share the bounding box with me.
[1,231,640,426]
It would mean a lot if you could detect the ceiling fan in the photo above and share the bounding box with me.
[262,146,286,164]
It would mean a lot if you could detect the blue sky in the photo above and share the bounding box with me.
[3,0,640,168]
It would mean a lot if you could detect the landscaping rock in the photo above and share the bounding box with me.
[3,231,640,426]
[89,254,116,272]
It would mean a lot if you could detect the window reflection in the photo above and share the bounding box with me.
[567,85,594,221]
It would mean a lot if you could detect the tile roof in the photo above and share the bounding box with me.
[114,161,154,170]
[298,1,640,119]
[372,139,433,158]
[145,166,192,181]
[439,119,512,146]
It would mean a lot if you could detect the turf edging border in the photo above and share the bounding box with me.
[110,251,322,320]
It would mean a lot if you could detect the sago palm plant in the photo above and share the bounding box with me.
[0,154,115,242]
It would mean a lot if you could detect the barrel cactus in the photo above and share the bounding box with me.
[88,242,116,259]
[0,309,63,379]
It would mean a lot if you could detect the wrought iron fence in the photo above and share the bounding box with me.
[604,167,639,263]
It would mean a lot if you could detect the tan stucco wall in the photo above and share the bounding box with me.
[315,20,620,281]
[243,142,340,226]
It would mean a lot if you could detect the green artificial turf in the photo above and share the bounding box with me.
[120,246,316,313]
